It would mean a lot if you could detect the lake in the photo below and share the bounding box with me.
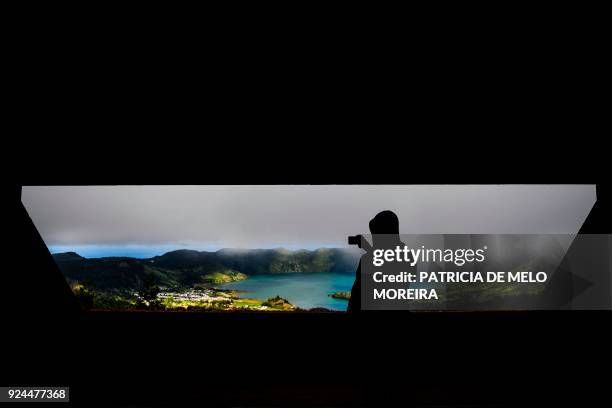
[219,272,355,311]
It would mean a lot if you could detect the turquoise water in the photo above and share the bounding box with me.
[219,272,355,311]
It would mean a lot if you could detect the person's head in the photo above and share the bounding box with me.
[369,210,400,247]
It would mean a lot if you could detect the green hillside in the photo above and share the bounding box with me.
[53,248,361,291]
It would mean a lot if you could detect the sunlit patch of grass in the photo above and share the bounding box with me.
[232,298,263,308]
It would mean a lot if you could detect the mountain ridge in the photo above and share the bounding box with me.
[52,247,362,290]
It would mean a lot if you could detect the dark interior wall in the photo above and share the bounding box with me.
[6,23,610,405]
[6,141,610,406]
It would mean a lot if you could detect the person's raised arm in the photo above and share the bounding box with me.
[356,234,373,253]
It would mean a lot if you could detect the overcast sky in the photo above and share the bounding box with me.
[22,185,595,256]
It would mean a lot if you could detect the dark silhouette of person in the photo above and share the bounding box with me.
[347,210,403,313]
